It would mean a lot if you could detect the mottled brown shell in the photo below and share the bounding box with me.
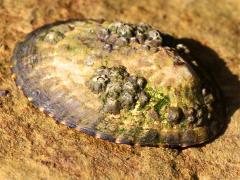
[12,20,225,147]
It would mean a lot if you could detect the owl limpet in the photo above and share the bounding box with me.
[12,20,225,147]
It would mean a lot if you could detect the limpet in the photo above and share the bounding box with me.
[12,20,225,147]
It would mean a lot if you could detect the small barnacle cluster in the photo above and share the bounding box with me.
[165,106,203,127]
[98,22,163,51]
[87,66,149,114]
[145,85,215,127]
[165,88,215,127]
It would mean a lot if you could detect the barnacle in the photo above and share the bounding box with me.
[87,66,149,114]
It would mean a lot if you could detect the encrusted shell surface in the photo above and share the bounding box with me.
[12,20,225,147]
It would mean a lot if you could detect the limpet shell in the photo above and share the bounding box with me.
[12,20,225,147]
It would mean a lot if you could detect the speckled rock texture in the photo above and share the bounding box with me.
[0,0,239,179]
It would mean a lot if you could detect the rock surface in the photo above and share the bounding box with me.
[0,0,239,179]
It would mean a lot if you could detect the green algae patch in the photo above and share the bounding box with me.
[144,86,170,115]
